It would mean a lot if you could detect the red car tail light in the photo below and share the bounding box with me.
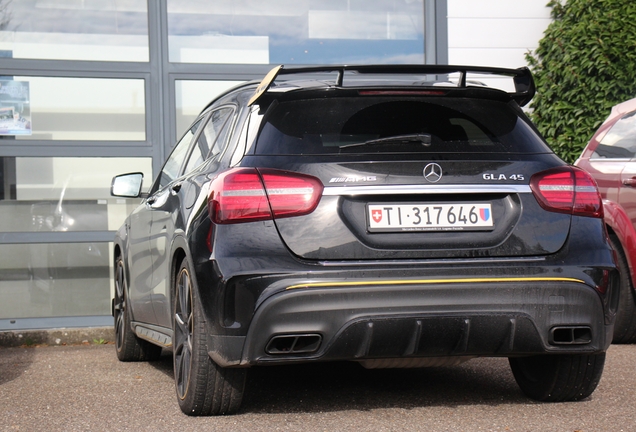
[530,166,603,218]
[209,168,323,224]
[260,169,324,218]
[209,169,271,224]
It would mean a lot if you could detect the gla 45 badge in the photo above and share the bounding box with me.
[483,173,525,181]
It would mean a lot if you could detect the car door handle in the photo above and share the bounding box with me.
[622,177,636,187]
[171,182,182,195]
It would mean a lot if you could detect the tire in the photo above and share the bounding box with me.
[113,256,162,362]
[609,235,636,343]
[509,353,605,402]
[172,258,246,416]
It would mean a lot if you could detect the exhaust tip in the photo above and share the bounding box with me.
[549,326,592,345]
[265,334,322,355]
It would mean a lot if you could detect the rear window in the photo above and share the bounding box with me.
[254,97,550,155]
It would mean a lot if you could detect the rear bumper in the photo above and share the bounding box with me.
[207,276,615,367]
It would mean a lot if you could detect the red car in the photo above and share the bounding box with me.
[576,97,636,343]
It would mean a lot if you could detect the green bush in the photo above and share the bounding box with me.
[526,0,636,163]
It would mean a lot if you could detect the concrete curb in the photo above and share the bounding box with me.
[0,327,115,348]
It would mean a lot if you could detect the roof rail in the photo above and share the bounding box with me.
[248,64,535,107]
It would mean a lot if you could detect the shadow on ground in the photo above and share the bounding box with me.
[149,354,528,414]
[0,347,36,385]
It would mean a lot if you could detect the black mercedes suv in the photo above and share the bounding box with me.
[111,65,618,415]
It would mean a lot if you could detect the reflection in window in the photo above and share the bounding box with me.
[160,120,202,189]
[0,242,111,319]
[167,0,425,65]
[254,98,544,155]
[0,156,152,232]
[184,107,233,173]
[175,80,243,138]
[0,76,146,141]
[0,0,149,62]
[593,112,636,159]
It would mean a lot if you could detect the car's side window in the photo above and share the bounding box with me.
[157,119,203,190]
[184,107,234,173]
[593,111,636,159]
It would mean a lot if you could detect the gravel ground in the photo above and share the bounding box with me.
[1,343,635,431]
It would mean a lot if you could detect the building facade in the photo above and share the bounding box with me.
[0,0,549,331]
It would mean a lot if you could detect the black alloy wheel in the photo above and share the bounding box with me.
[173,261,194,401]
[173,258,246,416]
[113,256,161,362]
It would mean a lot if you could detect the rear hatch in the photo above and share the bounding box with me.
[247,94,570,260]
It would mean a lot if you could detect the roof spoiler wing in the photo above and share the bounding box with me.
[248,64,535,107]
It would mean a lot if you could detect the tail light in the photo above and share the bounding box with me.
[208,168,323,224]
[530,166,603,218]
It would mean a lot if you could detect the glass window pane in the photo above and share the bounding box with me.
[159,121,202,189]
[594,112,636,159]
[185,107,233,173]
[167,0,425,65]
[175,80,243,138]
[0,242,111,319]
[0,156,152,232]
[0,76,146,141]
[0,0,149,62]
[253,98,548,155]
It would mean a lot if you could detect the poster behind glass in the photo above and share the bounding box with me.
[0,80,31,136]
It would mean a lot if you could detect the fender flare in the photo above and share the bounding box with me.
[167,232,191,302]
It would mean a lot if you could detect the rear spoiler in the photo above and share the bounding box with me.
[248,64,535,107]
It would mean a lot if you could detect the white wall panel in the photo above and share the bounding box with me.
[448,48,530,68]
[448,0,551,19]
[447,0,552,69]
[449,18,552,48]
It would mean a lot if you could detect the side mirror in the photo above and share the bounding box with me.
[111,172,144,198]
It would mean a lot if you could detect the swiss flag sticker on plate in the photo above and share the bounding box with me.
[372,209,383,223]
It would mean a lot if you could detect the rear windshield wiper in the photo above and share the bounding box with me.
[339,133,432,149]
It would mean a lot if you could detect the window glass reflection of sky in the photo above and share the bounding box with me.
[167,0,425,65]
[0,0,148,61]
[5,0,147,35]
[600,112,636,147]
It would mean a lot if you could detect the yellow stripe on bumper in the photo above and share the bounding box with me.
[286,277,586,290]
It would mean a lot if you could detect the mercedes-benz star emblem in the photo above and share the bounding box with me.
[423,163,443,183]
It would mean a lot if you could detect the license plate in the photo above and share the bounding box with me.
[367,203,494,232]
